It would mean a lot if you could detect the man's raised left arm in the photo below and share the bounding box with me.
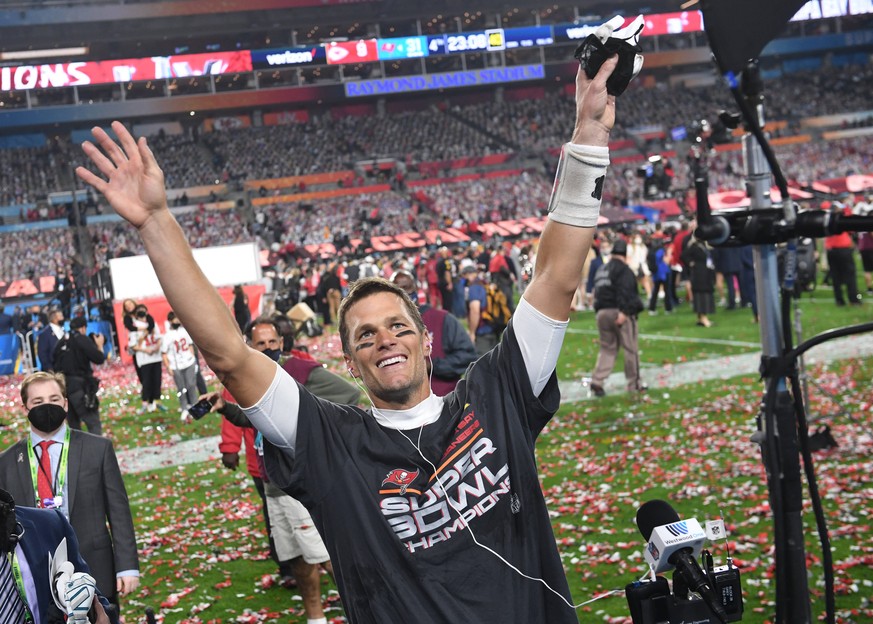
[522,55,618,321]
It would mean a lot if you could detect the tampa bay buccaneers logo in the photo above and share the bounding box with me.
[382,468,420,495]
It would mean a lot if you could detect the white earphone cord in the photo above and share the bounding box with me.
[348,352,620,611]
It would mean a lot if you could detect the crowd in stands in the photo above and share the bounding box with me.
[659,136,873,197]
[619,65,873,135]
[0,208,251,284]
[456,91,582,152]
[254,191,425,249]
[0,227,76,283]
[202,120,358,183]
[1,131,869,284]
[18,203,68,223]
[331,108,507,163]
[0,137,79,207]
[434,65,873,156]
[0,61,870,287]
[2,63,870,208]
[772,137,873,184]
[87,208,252,260]
[420,172,551,226]
[146,132,218,190]
[763,64,873,121]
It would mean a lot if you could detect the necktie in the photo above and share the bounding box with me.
[36,440,55,507]
[0,554,26,623]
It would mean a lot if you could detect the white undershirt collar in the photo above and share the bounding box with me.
[371,392,445,430]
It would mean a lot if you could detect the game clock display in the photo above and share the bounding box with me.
[426,30,509,55]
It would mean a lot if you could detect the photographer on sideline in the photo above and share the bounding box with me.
[54,316,106,435]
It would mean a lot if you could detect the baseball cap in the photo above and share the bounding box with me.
[611,239,628,256]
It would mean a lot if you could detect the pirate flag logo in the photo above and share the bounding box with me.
[382,468,420,495]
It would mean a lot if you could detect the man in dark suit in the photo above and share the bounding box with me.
[36,308,65,372]
[0,487,115,623]
[0,372,139,613]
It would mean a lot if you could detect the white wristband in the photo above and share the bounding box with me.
[547,142,609,228]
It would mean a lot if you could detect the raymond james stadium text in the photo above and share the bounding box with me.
[345,64,545,97]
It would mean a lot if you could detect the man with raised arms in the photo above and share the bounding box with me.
[77,32,626,624]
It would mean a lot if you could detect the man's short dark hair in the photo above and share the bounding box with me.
[270,313,296,352]
[244,315,281,341]
[69,317,87,330]
[337,277,426,356]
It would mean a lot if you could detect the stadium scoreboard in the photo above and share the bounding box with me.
[4,4,871,92]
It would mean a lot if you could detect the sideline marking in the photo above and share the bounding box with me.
[565,328,760,348]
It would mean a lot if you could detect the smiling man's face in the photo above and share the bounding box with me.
[343,291,430,410]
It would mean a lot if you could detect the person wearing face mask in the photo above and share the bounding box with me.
[127,305,164,413]
[0,487,116,624]
[160,311,199,421]
[0,372,139,616]
[205,317,357,622]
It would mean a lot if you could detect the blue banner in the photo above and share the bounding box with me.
[504,25,554,49]
[345,64,545,97]
[0,133,45,149]
[0,333,20,376]
[91,320,115,359]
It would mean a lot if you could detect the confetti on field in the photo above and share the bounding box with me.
[0,338,869,623]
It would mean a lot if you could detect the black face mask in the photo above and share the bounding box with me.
[262,348,282,362]
[170,323,182,329]
[27,403,67,433]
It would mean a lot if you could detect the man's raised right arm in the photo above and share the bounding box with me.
[75,121,274,407]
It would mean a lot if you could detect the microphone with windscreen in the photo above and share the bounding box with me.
[636,500,729,624]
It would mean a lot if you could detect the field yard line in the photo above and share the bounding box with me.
[117,333,873,474]
[561,332,873,402]
[117,434,222,475]
[566,327,760,348]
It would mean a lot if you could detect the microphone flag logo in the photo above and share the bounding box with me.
[705,519,726,540]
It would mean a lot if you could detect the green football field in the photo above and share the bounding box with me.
[1,291,870,623]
